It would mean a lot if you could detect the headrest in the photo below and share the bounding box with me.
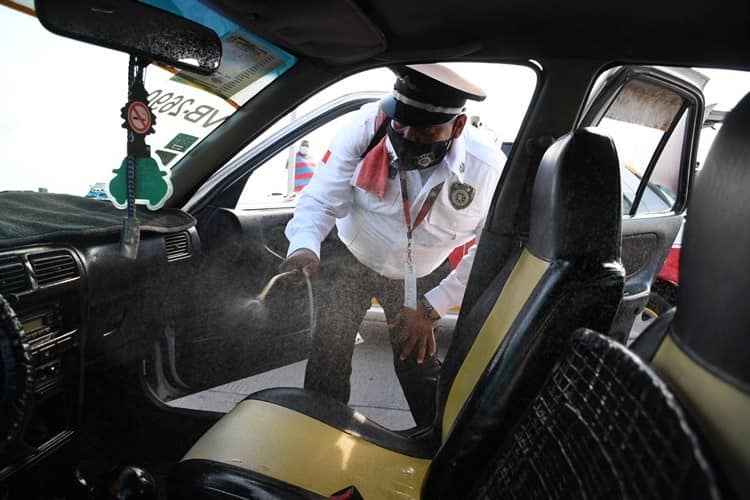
[527,128,622,263]
[673,92,750,392]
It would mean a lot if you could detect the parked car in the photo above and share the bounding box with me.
[84,183,110,201]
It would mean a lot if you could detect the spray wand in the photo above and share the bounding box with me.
[253,270,316,336]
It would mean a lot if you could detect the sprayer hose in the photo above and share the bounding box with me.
[305,275,316,338]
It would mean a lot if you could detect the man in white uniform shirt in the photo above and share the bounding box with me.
[282,64,504,427]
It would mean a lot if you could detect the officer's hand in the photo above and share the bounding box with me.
[279,249,319,287]
[389,303,437,364]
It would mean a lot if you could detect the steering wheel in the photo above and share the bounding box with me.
[0,294,34,454]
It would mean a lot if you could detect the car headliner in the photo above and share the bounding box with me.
[169,0,748,212]
[205,0,750,69]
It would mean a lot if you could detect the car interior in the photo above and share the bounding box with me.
[170,127,626,498]
[0,0,748,499]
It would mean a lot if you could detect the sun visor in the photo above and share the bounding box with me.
[208,0,387,64]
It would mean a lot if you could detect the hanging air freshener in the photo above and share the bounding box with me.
[107,56,174,259]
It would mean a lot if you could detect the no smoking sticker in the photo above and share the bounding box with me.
[127,101,152,134]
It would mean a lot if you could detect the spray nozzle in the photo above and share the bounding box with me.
[256,270,298,302]
[249,269,316,341]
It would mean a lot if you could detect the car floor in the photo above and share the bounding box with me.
[169,307,457,430]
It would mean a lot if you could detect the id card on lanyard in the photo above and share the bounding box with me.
[399,170,444,309]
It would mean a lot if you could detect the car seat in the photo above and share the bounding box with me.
[465,327,720,499]
[631,92,750,500]
[168,127,625,499]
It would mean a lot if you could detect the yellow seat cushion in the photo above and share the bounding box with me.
[183,399,431,499]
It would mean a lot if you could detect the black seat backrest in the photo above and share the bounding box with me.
[632,92,750,499]
[425,128,625,498]
[469,329,720,500]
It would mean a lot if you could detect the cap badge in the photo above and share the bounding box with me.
[450,182,475,209]
[398,75,417,90]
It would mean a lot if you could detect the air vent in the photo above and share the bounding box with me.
[28,251,79,287]
[0,256,31,296]
[165,232,191,262]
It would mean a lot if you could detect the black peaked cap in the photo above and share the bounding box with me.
[381,64,487,127]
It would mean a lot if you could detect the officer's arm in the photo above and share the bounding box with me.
[284,106,375,258]
[423,220,484,317]
[424,152,505,316]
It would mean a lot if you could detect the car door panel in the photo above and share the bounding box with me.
[580,66,704,342]
[173,207,312,390]
[609,215,683,340]
[168,95,386,393]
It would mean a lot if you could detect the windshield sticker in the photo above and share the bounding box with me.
[154,132,199,166]
[171,32,288,101]
[155,150,178,166]
[164,133,199,153]
[143,0,296,104]
[147,88,232,129]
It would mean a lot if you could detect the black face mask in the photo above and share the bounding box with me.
[387,123,453,170]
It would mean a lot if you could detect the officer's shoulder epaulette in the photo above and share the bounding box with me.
[463,129,504,171]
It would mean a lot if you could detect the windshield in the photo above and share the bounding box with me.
[0,2,295,197]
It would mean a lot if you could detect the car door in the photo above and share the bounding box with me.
[160,92,384,394]
[579,66,706,342]
[162,62,538,403]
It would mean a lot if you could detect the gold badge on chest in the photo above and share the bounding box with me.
[449,182,475,209]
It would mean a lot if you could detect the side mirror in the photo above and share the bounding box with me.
[35,0,221,75]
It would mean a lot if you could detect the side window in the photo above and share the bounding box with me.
[169,62,539,424]
[235,63,537,210]
[635,110,686,215]
[235,67,396,209]
[594,78,689,216]
[237,112,357,209]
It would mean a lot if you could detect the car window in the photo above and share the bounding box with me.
[0,5,295,197]
[595,78,687,216]
[237,111,358,209]
[237,63,537,209]
[169,63,537,422]
[695,68,750,174]
[634,109,687,215]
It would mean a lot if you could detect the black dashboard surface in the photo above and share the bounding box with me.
[0,192,195,248]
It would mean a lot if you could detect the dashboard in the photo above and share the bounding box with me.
[0,228,199,494]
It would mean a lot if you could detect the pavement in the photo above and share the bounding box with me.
[169,306,456,430]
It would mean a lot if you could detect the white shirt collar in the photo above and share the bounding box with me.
[446,134,466,183]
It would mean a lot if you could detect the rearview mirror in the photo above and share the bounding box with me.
[35,0,221,75]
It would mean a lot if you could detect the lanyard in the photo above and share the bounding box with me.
[399,170,443,308]
[399,170,444,245]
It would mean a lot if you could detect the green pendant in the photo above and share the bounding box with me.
[107,156,173,210]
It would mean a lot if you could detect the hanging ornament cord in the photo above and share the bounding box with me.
[120,55,150,259]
